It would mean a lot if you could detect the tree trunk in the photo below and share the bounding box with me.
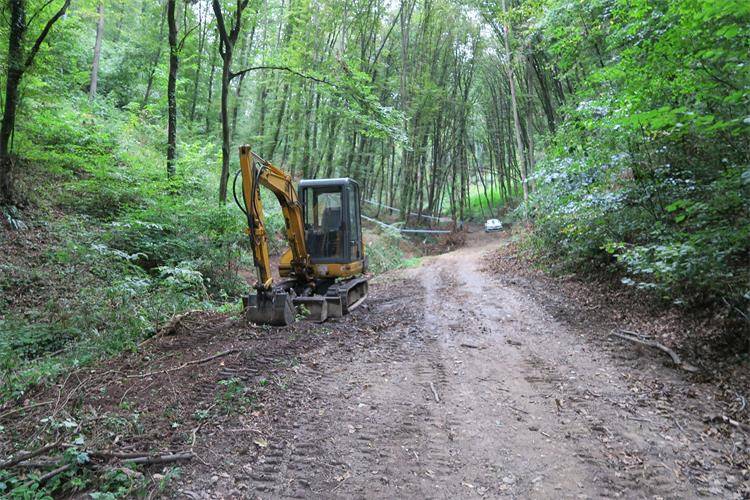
[501,0,528,219]
[189,2,209,123]
[211,0,250,201]
[267,83,289,159]
[89,2,105,100]
[143,4,167,107]
[205,41,218,134]
[0,0,26,165]
[231,28,255,141]
[218,59,232,202]
[525,59,536,190]
[166,0,178,178]
[0,55,21,202]
[231,72,247,140]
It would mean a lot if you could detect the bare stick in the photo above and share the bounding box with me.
[1,438,62,469]
[610,331,699,372]
[509,405,529,415]
[429,382,440,403]
[68,450,195,466]
[126,349,239,379]
[0,400,54,420]
[10,460,59,469]
[37,463,72,484]
[123,452,194,465]
[190,403,216,449]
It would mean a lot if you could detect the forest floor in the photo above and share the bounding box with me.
[2,229,748,498]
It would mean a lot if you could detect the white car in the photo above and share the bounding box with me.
[484,218,503,232]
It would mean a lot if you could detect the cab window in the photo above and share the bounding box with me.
[303,186,344,259]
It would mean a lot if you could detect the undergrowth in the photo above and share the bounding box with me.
[365,228,421,274]
[0,96,253,407]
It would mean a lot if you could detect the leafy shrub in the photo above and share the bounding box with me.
[104,200,249,297]
[526,0,750,326]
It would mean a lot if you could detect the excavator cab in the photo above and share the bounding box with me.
[299,179,364,272]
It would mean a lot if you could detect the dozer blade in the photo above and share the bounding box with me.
[244,292,295,326]
[292,296,328,322]
[343,277,369,313]
[326,276,369,318]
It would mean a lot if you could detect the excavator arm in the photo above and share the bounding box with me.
[238,145,312,289]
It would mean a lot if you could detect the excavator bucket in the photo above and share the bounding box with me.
[244,292,295,326]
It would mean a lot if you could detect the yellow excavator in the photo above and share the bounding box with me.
[233,145,368,326]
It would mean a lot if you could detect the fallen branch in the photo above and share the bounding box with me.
[38,463,72,484]
[0,400,54,420]
[509,405,529,415]
[460,343,482,349]
[20,462,71,490]
[1,438,62,469]
[429,382,440,403]
[610,331,699,373]
[122,452,194,465]
[11,460,60,469]
[60,448,195,465]
[126,349,239,379]
[190,404,216,450]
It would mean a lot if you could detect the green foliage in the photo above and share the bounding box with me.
[528,0,750,318]
[465,184,519,220]
[0,93,252,405]
[365,230,421,274]
[216,377,254,414]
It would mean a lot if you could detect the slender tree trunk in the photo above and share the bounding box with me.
[231,73,247,140]
[218,59,232,201]
[205,41,218,134]
[501,0,528,219]
[525,59,536,189]
[230,27,255,141]
[143,4,167,107]
[267,83,289,159]
[323,115,337,177]
[166,0,178,178]
[256,83,267,153]
[309,91,321,177]
[89,2,105,100]
[189,3,209,122]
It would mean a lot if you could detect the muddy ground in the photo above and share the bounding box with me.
[2,230,748,498]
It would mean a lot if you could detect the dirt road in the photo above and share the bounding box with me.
[172,233,746,499]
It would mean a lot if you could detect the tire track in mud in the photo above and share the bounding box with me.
[205,277,438,498]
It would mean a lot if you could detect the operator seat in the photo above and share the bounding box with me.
[321,206,342,257]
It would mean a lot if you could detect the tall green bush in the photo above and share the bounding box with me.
[529,0,750,318]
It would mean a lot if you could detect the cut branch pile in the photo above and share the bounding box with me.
[1,440,194,485]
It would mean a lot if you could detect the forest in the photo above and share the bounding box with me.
[0,0,748,496]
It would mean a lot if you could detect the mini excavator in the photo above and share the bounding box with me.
[233,145,368,326]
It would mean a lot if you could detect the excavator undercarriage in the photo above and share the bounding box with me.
[243,276,368,325]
